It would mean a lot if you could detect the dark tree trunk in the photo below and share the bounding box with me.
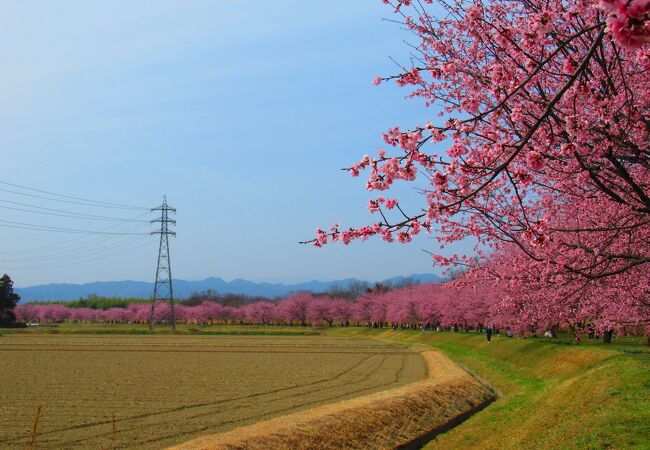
[603,330,613,344]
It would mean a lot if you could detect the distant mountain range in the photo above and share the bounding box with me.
[15,273,443,302]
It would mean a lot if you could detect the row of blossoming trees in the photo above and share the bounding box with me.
[14,293,360,327]
[13,286,484,330]
[14,279,646,342]
[304,0,649,342]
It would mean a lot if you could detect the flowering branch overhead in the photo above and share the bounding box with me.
[305,0,649,286]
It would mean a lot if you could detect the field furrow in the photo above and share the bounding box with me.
[0,334,426,449]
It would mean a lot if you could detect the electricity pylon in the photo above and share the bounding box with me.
[149,196,176,331]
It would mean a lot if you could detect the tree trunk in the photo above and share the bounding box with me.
[603,330,613,344]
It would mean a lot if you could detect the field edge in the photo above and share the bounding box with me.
[168,349,495,450]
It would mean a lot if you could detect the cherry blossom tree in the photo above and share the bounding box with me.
[353,295,376,325]
[244,301,278,325]
[463,244,649,341]
[104,307,129,323]
[303,0,648,340]
[307,0,648,282]
[14,304,37,323]
[127,303,150,323]
[330,298,354,326]
[277,293,313,326]
[219,306,238,324]
[149,301,171,324]
[201,301,225,324]
[305,298,328,326]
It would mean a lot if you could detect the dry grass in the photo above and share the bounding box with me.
[0,334,425,449]
[169,350,495,450]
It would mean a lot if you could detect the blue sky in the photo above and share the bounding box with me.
[0,1,470,287]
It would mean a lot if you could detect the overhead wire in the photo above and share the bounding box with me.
[0,187,152,210]
[0,147,139,194]
[0,179,167,273]
[0,180,148,210]
[0,226,153,262]
[0,235,150,264]
[4,238,157,271]
[0,212,152,254]
[0,219,151,235]
[0,200,151,222]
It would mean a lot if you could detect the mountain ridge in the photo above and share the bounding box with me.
[15,273,443,302]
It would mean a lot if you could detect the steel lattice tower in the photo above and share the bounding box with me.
[149,196,176,331]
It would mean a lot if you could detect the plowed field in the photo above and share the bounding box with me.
[0,334,426,449]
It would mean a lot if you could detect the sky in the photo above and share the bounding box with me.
[0,1,472,287]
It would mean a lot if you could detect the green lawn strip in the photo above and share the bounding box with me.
[324,327,650,449]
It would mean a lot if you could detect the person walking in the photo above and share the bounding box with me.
[486,326,493,343]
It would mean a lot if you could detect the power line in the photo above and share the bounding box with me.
[0,219,151,235]
[0,236,148,266]
[3,239,156,271]
[18,223,152,259]
[0,147,139,194]
[0,187,148,210]
[0,180,148,210]
[0,213,151,254]
[0,234,150,263]
[0,189,167,278]
[0,200,151,222]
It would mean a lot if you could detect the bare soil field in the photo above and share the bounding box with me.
[172,348,495,450]
[0,334,426,449]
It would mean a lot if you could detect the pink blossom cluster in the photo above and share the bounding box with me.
[459,244,649,338]
[599,0,650,49]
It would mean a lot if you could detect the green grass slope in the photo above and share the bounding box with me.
[325,328,650,449]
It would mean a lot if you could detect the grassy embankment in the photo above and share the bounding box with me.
[325,328,650,449]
